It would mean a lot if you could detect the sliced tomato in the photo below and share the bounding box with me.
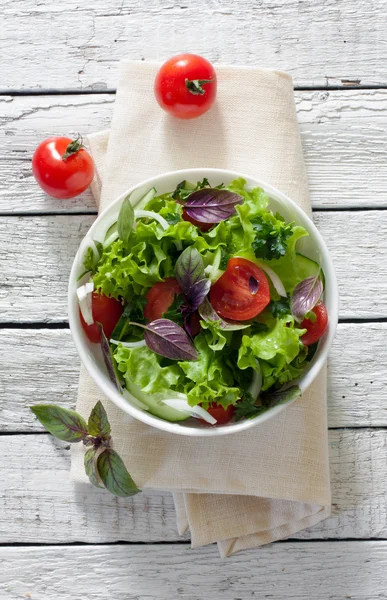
[144,278,182,322]
[80,292,124,343]
[200,403,235,425]
[209,257,270,321]
[182,209,214,232]
[301,300,328,345]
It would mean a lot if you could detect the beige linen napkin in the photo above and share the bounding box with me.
[71,61,331,557]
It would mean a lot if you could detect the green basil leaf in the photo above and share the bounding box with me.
[97,449,141,497]
[84,447,103,488]
[87,400,111,439]
[117,194,135,245]
[30,405,88,442]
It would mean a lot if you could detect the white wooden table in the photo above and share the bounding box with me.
[1,1,387,598]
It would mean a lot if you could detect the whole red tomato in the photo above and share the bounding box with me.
[32,136,94,199]
[154,54,217,119]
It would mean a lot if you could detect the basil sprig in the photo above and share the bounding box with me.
[31,401,140,497]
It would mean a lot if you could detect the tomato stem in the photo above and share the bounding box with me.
[185,78,214,95]
[62,134,85,160]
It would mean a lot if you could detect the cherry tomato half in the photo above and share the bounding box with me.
[80,292,124,343]
[182,209,214,232]
[32,136,94,199]
[210,257,270,321]
[300,300,328,345]
[154,53,217,119]
[201,404,235,425]
[144,278,182,322]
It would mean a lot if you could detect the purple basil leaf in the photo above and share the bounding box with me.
[290,275,323,322]
[97,449,141,497]
[249,276,259,295]
[143,319,198,360]
[84,447,104,488]
[175,246,211,311]
[97,323,120,390]
[184,188,243,223]
[198,298,250,331]
[87,400,111,439]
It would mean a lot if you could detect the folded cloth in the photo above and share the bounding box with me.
[71,60,331,557]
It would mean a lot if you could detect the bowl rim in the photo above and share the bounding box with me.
[68,167,339,437]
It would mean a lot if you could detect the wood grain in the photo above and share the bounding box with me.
[1,542,387,600]
[0,211,386,322]
[1,430,386,543]
[1,90,387,213]
[2,0,387,92]
[2,323,386,432]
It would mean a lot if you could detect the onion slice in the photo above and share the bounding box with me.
[103,230,120,248]
[162,398,217,425]
[134,210,169,230]
[92,212,120,244]
[77,281,94,325]
[78,237,100,272]
[247,360,262,399]
[110,338,146,349]
[258,263,287,298]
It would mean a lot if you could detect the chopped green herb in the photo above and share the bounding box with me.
[270,298,290,318]
[251,216,294,260]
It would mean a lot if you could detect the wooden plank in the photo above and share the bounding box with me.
[1,90,387,213]
[2,323,386,432]
[1,542,387,600]
[0,211,386,322]
[2,0,387,91]
[1,430,386,543]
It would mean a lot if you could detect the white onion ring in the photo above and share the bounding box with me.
[103,230,120,248]
[162,399,217,424]
[258,263,287,297]
[78,237,100,272]
[77,281,94,325]
[134,210,169,230]
[247,360,262,399]
[92,212,120,244]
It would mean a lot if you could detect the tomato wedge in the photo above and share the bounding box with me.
[80,292,123,343]
[209,257,270,320]
[144,278,182,322]
[301,300,328,345]
[200,404,235,425]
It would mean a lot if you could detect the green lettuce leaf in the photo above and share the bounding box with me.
[238,315,306,390]
[178,333,240,409]
[114,345,182,395]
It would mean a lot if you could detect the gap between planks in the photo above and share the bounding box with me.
[3,85,387,96]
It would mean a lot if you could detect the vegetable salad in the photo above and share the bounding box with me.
[77,178,328,425]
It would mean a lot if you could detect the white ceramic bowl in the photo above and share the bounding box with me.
[68,168,339,436]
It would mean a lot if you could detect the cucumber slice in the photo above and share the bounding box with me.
[124,377,190,422]
[295,253,320,277]
[184,181,196,191]
[295,253,325,286]
[133,187,157,211]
